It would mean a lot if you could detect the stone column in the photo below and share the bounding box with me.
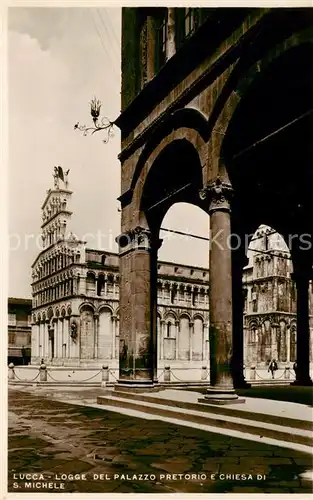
[64,317,70,360]
[232,251,250,388]
[146,16,156,82]
[115,318,120,359]
[94,313,99,359]
[271,322,279,360]
[292,272,312,385]
[73,276,78,295]
[151,235,161,383]
[79,276,86,295]
[112,315,117,360]
[32,322,39,358]
[203,323,209,362]
[200,178,239,402]
[166,8,176,60]
[48,328,52,360]
[38,322,42,358]
[175,320,180,360]
[160,320,165,360]
[44,321,49,358]
[54,320,58,359]
[115,227,160,390]
[286,324,291,364]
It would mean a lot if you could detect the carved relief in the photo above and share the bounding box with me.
[117,226,161,253]
[199,177,233,213]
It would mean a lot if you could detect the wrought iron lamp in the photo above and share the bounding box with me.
[74,97,115,144]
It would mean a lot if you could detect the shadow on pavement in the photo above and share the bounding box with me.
[184,385,313,406]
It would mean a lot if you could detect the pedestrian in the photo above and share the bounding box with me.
[293,360,298,379]
[268,359,278,379]
[21,346,26,366]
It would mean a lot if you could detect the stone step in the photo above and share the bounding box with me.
[97,393,313,448]
[109,389,313,432]
[9,381,108,388]
[249,380,292,386]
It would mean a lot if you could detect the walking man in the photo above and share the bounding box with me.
[293,360,298,380]
[268,359,278,379]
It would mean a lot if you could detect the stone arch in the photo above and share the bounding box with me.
[164,310,178,322]
[193,313,204,322]
[79,302,95,314]
[129,107,209,197]
[246,319,259,365]
[163,312,177,361]
[179,311,191,322]
[128,128,208,230]
[98,304,114,316]
[248,318,259,330]
[208,27,313,179]
[165,313,176,338]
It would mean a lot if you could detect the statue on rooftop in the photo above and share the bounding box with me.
[53,166,70,189]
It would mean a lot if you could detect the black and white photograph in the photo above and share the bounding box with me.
[5,2,313,496]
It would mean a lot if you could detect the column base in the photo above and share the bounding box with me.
[198,386,245,405]
[115,379,161,393]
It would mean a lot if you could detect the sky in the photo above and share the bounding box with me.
[8,6,210,299]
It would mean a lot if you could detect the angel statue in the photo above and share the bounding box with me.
[53,166,70,189]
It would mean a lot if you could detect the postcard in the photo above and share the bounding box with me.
[5,3,313,499]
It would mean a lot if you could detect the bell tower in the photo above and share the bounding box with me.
[41,167,72,249]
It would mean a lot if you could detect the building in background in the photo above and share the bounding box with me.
[8,298,32,365]
[30,169,209,375]
[30,171,313,375]
[243,226,313,368]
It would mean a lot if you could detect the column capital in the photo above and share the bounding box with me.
[116,226,162,255]
[199,177,233,214]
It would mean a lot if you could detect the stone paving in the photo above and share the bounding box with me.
[8,388,313,494]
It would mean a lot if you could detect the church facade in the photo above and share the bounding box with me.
[243,226,313,368]
[31,171,210,374]
[31,171,313,374]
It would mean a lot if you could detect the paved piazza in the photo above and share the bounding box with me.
[8,387,313,494]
